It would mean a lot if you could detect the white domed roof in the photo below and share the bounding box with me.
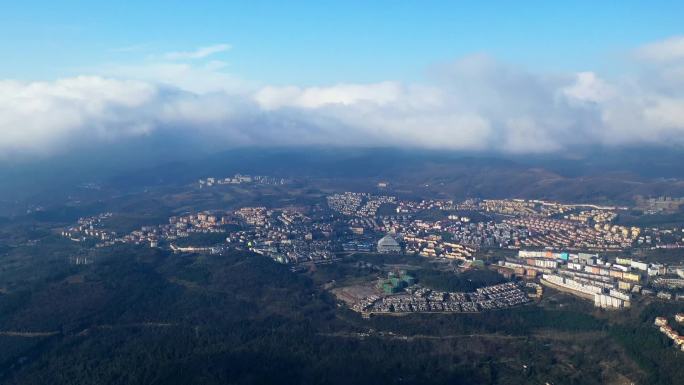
[378,234,399,246]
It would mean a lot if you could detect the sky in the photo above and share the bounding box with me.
[1,1,684,157]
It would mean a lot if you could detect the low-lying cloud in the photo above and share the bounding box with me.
[2,36,684,157]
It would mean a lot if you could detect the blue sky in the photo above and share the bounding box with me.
[1,1,684,156]
[2,1,684,84]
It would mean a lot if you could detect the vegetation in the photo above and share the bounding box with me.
[417,268,506,292]
[616,209,684,228]
[0,241,670,384]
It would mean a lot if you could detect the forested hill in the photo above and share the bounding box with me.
[1,243,672,384]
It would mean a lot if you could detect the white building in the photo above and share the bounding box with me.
[377,234,401,253]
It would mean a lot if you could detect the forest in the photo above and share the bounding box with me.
[0,241,681,384]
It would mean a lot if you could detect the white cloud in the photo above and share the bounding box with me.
[635,35,684,63]
[164,44,232,60]
[2,37,684,157]
[254,82,402,110]
[0,76,159,154]
[643,98,684,130]
[562,72,615,104]
[99,61,247,94]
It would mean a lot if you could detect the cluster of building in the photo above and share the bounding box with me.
[62,192,683,304]
[61,213,115,244]
[198,174,286,188]
[137,212,231,247]
[395,199,455,214]
[541,274,631,309]
[358,195,396,217]
[479,199,565,217]
[137,212,230,246]
[636,196,684,215]
[504,217,638,251]
[326,192,396,218]
[564,209,617,224]
[59,189,684,321]
[333,196,649,258]
[371,216,518,258]
[637,226,684,249]
[61,205,335,264]
[62,210,238,248]
[479,199,626,218]
[357,282,530,314]
[327,192,367,216]
[226,208,334,264]
[440,221,526,248]
[234,207,270,226]
[652,276,684,290]
[498,249,684,309]
[402,234,476,259]
[654,315,684,351]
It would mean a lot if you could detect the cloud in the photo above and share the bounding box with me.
[634,35,684,63]
[164,44,232,60]
[0,76,158,154]
[99,60,246,94]
[254,82,402,110]
[562,72,615,104]
[1,37,684,157]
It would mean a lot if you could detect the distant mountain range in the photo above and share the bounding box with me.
[1,136,684,214]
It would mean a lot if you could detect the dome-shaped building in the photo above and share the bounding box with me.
[377,234,401,253]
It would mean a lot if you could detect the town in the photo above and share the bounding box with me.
[496,250,677,310]
[198,174,287,188]
[61,191,684,313]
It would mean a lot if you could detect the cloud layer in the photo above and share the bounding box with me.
[2,37,684,157]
